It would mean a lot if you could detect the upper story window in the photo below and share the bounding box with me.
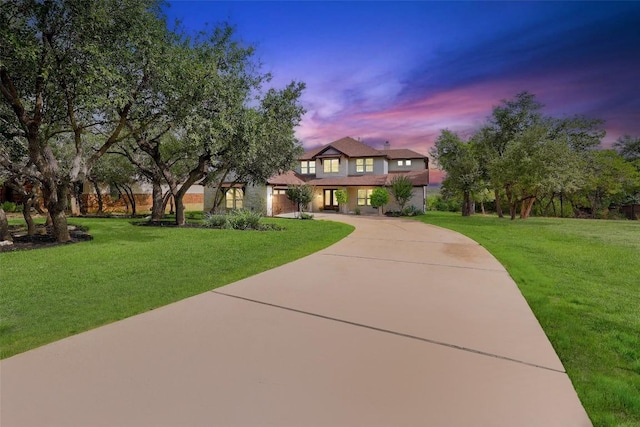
[300,160,315,174]
[323,158,339,173]
[356,158,374,173]
[397,160,412,166]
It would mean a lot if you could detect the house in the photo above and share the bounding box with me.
[207,137,429,216]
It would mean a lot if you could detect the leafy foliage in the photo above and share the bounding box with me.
[388,175,414,212]
[370,187,389,208]
[286,184,314,214]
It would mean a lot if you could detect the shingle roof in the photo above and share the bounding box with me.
[300,137,385,160]
[385,148,428,160]
[387,170,430,186]
[300,137,428,161]
[266,171,307,186]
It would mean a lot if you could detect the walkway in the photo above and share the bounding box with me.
[1,215,592,426]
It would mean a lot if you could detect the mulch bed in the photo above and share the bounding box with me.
[0,225,93,253]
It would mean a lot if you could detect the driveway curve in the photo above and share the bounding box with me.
[1,214,591,426]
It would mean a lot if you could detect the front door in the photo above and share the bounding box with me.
[323,189,339,210]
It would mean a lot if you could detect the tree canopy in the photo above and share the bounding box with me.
[433,91,637,219]
[1,0,306,236]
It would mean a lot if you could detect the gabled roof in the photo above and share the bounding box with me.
[300,137,427,161]
[300,137,385,160]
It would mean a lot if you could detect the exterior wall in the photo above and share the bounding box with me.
[243,184,268,214]
[346,187,378,215]
[386,186,427,212]
[315,156,348,178]
[82,183,204,214]
[387,159,428,172]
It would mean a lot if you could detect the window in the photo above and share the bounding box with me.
[356,158,374,173]
[406,159,412,166]
[273,189,287,195]
[225,188,243,209]
[357,189,373,206]
[300,160,315,174]
[397,160,403,166]
[323,158,339,173]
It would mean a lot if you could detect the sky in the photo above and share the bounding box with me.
[164,1,640,170]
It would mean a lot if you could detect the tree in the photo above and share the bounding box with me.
[388,175,414,213]
[431,130,481,216]
[471,92,604,219]
[119,25,305,226]
[335,189,348,213]
[575,150,640,217]
[286,185,313,216]
[370,187,389,215]
[0,0,171,241]
[473,92,544,218]
[614,135,640,161]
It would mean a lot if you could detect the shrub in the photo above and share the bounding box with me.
[428,195,461,212]
[402,205,423,216]
[1,201,17,212]
[226,209,263,230]
[204,213,227,228]
[300,212,314,220]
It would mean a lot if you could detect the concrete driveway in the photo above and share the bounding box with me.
[0,214,592,426]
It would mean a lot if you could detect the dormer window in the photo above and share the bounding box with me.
[300,160,315,174]
[356,158,374,173]
[323,158,339,173]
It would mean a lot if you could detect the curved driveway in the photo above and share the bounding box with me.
[1,215,591,426]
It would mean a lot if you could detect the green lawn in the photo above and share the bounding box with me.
[418,212,640,427]
[0,217,353,359]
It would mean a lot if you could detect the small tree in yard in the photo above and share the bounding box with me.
[389,175,414,212]
[335,189,348,213]
[286,185,313,217]
[370,187,389,215]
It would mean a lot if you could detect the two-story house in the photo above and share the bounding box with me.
[209,137,429,216]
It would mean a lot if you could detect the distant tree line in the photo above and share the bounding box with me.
[430,92,640,219]
[1,0,305,243]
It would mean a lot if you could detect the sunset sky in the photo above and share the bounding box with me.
[165,1,640,163]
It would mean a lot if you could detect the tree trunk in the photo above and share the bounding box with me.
[42,180,71,242]
[22,195,36,236]
[151,180,165,221]
[0,207,12,242]
[91,179,104,214]
[521,196,536,219]
[175,193,186,225]
[462,190,472,216]
[480,201,485,215]
[123,185,136,216]
[495,188,504,218]
[115,184,130,214]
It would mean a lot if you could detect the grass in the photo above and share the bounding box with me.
[417,211,640,427]
[0,216,353,359]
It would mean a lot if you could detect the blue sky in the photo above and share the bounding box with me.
[164,1,640,162]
